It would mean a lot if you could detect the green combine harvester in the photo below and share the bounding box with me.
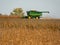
[23,10,49,19]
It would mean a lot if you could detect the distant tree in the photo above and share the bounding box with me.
[10,8,24,17]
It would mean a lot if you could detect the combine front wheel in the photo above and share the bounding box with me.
[28,16,31,19]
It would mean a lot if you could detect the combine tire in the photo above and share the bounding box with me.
[36,17,39,19]
[28,16,31,19]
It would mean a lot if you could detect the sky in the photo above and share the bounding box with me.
[0,0,60,18]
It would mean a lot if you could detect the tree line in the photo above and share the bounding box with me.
[0,8,24,17]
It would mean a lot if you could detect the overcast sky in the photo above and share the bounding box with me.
[0,0,60,18]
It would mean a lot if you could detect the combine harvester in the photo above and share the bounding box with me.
[23,10,49,19]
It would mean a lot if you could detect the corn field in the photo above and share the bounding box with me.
[0,18,60,45]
